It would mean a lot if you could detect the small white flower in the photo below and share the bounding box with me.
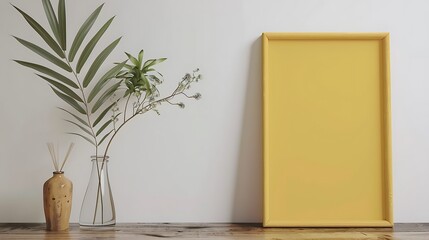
[182,73,191,81]
[193,93,202,100]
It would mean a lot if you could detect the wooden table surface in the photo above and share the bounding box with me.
[1,223,429,239]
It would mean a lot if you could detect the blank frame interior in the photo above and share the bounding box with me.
[262,33,392,227]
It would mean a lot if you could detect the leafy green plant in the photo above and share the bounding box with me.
[13,0,201,158]
[13,0,202,224]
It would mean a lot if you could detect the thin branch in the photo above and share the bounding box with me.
[180,92,194,98]
[136,93,148,112]
[166,100,181,106]
[123,94,131,122]
[99,89,182,172]
[98,70,201,177]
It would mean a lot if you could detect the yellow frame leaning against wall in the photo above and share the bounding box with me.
[262,33,392,227]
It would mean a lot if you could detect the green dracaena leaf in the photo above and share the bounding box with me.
[88,61,127,103]
[68,4,104,62]
[138,50,144,68]
[145,68,164,77]
[123,89,130,98]
[125,52,139,67]
[58,107,89,128]
[14,60,78,88]
[91,81,121,113]
[58,0,66,50]
[92,102,116,127]
[121,63,133,70]
[12,5,65,58]
[76,17,115,73]
[50,86,86,114]
[83,37,121,87]
[13,37,71,72]
[147,74,162,84]
[37,74,82,102]
[141,74,151,91]
[143,58,166,71]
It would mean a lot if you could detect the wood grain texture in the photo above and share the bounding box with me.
[0,223,429,239]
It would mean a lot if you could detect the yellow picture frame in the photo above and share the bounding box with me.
[262,33,392,227]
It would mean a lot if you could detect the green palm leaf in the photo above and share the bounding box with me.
[98,130,113,146]
[68,4,104,62]
[83,37,121,87]
[91,81,122,113]
[37,74,82,102]
[76,17,115,73]
[12,5,65,58]
[58,107,89,128]
[13,37,71,72]
[96,119,112,136]
[42,0,61,45]
[67,132,95,145]
[65,120,93,137]
[50,86,86,114]
[14,60,78,88]
[58,0,66,50]
[88,60,127,103]
[93,102,116,127]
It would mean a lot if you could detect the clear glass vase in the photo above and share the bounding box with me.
[79,156,115,226]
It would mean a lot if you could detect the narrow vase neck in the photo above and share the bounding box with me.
[91,155,110,163]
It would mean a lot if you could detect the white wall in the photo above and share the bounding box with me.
[0,0,428,223]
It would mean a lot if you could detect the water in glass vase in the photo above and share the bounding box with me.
[79,156,115,226]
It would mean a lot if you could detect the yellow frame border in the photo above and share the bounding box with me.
[262,32,393,227]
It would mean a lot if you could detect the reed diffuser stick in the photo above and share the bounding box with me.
[47,142,74,172]
[47,143,58,172]
[56,142,60,171]
[60,143,74,172]
[52,143,59,172]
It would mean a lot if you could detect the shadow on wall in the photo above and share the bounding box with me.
[232,37,263,222]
